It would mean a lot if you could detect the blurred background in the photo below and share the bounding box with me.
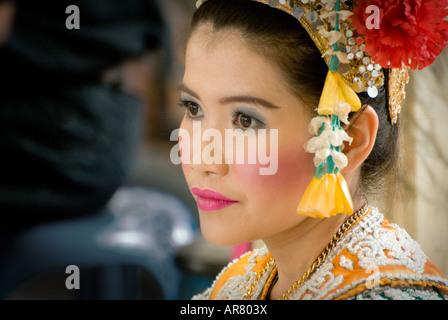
[0,0,446,300]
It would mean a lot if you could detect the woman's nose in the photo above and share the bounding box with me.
[188,125,230,177]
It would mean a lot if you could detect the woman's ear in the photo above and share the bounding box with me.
[341,105,379,174]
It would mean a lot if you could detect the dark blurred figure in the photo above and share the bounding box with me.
[0,0,166,234]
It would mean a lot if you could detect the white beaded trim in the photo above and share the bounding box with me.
[193,207,448,300]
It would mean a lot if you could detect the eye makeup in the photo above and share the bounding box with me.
[232,107,266,130]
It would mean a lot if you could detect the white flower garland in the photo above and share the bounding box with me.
[304,112,353,173]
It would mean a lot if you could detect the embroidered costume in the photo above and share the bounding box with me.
[193,207,448,300]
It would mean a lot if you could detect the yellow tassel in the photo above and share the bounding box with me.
[297,172,353,218]
[317,71,362,115]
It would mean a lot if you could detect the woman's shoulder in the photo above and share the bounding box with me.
[192,246,274,300]
[294,206,448,300]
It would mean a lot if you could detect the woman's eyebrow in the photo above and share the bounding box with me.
[178,83,200,100]
[178,83,280,109]
[219,96,280,109]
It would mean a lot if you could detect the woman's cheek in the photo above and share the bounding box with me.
[181,161,192,178]
[178,125,194,180]
[232,146,315,197]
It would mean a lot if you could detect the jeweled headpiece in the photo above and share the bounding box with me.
[196,0,448,218]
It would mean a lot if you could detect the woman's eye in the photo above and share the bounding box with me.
[237,114,254,128]
[181,101,203,119]
[234,112,263,130]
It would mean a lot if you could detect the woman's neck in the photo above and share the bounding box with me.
[264,212,349,300]
[263,172,367,299]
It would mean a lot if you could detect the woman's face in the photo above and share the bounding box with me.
[179,25,316,246]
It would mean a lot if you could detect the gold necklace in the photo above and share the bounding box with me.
[243,204,370,300]
[278,204,369,300]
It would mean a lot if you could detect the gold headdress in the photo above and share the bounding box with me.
[252,0,409,124]
[196,0,448,218]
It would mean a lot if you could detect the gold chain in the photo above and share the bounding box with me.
[242,257,276,300]
[278,204,369,300]
[243,204,369,300]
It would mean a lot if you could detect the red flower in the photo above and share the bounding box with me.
[351,0,448,70]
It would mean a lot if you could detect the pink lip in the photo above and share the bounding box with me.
[191,187,238,211]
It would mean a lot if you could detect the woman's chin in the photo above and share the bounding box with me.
[200,225,251,248]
